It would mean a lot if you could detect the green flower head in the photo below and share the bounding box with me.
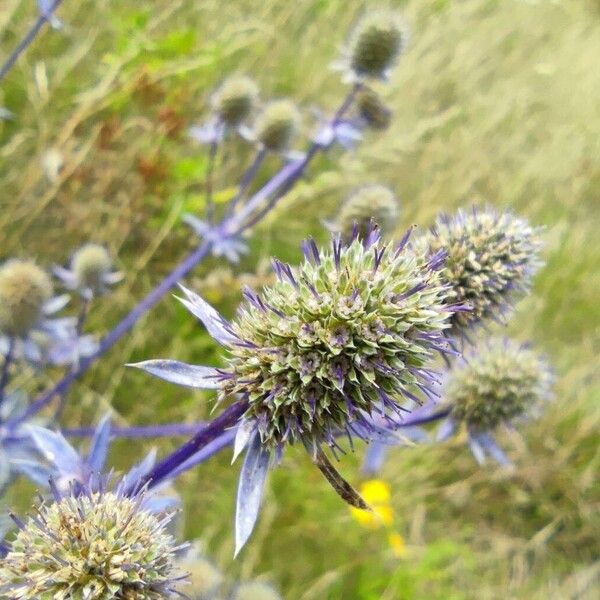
[255,99,301,152]
[446,338,552,431]
[212,75,259,127]
[72,243,113,292]
[414,207,543,336]
[0,490,183,599]
[0,259,52,337]
[356,87,392,130]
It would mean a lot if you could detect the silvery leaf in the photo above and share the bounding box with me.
[127,360,220,389]
[87,413,112,473]
[28,426,81,474]
[232,420,256,464]
[234,431,271,557]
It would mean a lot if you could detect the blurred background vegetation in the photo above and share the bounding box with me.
[1,0,599,598]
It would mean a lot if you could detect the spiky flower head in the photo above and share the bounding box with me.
[0,259,52,337]
[71,243,112,293]
[231,582,282,600]
[332,185,400,240]
[211,75,259,127]
[446,338,552,431]
[254,99,301,152]
[177,545,223,600]
[0,490,183,599]
[414,207,543,336]
[348,12,407,79]
[357,87,392,130]
[220,231,453,449]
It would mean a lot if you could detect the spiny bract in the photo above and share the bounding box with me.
[72,243,112,292]
[446,338,552,431]
[0,259,52,337]
[357,87,392,130]
[414,207,542,335]
[0,491,182,600]
[211,75,258,127]
[231,582,282,600]
[219,232,453,449]
[348,12,407,79]
[333,185,400,240]
[255,99,300,151]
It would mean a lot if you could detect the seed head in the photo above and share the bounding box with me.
[212,75,259,127]
[71,243,112,292]
[357,87,392,130]
[0,491,183,599]
[220,232,453,449]
[0,259,52,337]
[255,99,301,151]
[414,208,543,336]
[231,582,282,600]
[349,12,407,79]
[333,185,399,240]
[446,338,552,431]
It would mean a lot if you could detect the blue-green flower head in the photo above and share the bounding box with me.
[254,99,301,152]
[0,489,184,599]
[346,12,408,80]
[219,230,453,449]
[212,75,259,128]
[331,184,400,241]
[446,338,552,432]
[231,581,282,600]
[178,546,223,600]
[0,259,52,337]
[414,207,543,336]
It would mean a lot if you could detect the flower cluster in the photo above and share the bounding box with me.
[414,207,543,337]
[0,489,183,599]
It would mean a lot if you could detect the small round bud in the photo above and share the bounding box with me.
[231,582,282,600]
[221,233,453,448]
[334,185,400,240]
[415,208,543,335]
[0,491,182,599]
[446,338,552,431]
[357,87,392,130]
[182,556,224,599]
[349,12,407,79]
[212,75,259,127]
[71,243,112,292]
[255,99,301,151]
[0,259,52,337]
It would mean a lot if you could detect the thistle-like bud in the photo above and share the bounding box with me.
[446,338,552,431]
[212,75,259,127]
[414,208,543,335]
[348,12,407,79]
[0,259,52,337]
[254,99,301,151]
[71,243,112,292]
[231,582,282,600]
[357,87,392,130]
[332,185,400,240]
[181,555,224,600]
[0,491,183,599]
[220,232,453,449]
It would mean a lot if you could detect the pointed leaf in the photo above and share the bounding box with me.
[127,360,220,389]
[478,433,511,466]
[436,418,456,442]
[232,420,256,464]
[123,449,157,491]
[234,431,271,557]
[468,434,486,465]
[361,442,387,476]
[87,413,112,473]
[176,285,237,346]
[314,446,369,510]
[28,426,81,474]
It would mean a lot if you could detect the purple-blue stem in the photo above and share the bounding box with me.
[135,400,248,492]
[0,337,15,410]
[395,406,451,427]
[63,421,207,439]
[0,1,64,83]
[166,428,236,480]
[226,147,267,217]
[18,87,359,426]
